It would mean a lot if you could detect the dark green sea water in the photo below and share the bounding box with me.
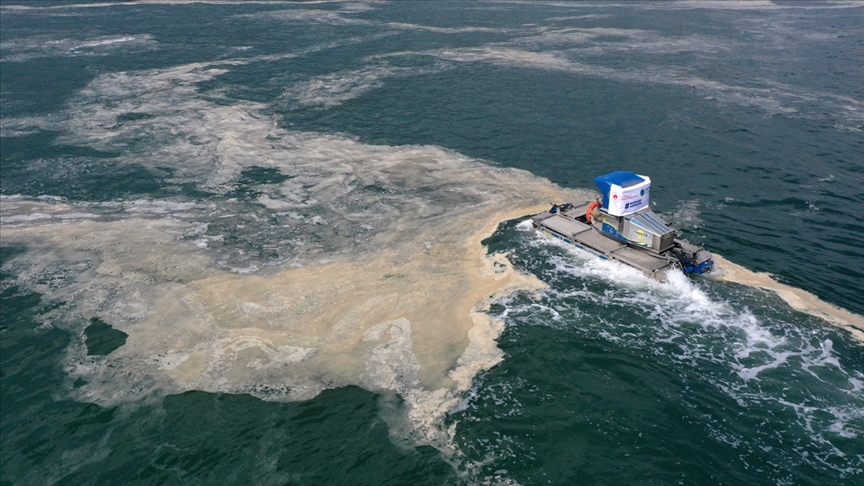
[1,1,862,485]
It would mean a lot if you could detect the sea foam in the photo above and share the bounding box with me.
[0,56,589,456]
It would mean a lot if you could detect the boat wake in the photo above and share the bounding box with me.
[481,223,864,477]
[713,255,864,342]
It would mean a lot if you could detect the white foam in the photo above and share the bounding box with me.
[0,211,98,224]
[257,195,295,210]
[236,8,371,26]
[654,0,864,11]
[517,26,731,54]
[0,34,158,63]
[496,227,864,472]
[125,200,197,213]
[546,14,611,21]
[527,230,849,380]
[0,213,53,223]
[0,54,585,463]
[650,0,782,10]
[502,0,862,10]
[421,46,800,116]
[368,11,862,126]
[386,22,507,34]
[57,212,99,219]
[0,116,61,136]
[230,264,260,274]
[72,36,138,50]
[515,219,535,231]
[282,63,440,108]
[0,1,334,11]
[285,66,390,108]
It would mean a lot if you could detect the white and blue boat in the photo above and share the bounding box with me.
[532,171,715,281]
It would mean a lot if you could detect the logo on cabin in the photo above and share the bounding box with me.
[640,189,645,196]
[612,193,619,200]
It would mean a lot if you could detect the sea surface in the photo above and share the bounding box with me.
[1,1,863,485]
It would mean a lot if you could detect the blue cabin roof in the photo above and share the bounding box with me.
[593,171,645,193]
[593,171,647,211]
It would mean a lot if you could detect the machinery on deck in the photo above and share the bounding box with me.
[531,171,715,282]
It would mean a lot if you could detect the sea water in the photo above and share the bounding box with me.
[1,2,862,485]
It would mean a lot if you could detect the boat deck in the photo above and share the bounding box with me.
[537,212,671,278]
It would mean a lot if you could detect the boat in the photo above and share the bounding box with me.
[531,171,715,281]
